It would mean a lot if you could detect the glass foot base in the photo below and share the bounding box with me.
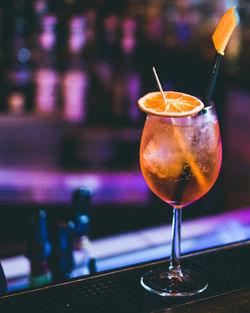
[141,267,208,297]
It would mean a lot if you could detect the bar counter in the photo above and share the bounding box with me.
[1,240,250,313]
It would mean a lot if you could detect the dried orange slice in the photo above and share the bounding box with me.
[138,91,204,117]
[212,7,237,55]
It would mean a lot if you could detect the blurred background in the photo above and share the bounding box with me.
[0,0,249,293]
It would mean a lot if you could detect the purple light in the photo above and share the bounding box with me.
[34,68,59,114]
[69,34,86,53]
[43,15,57,29]
[62,71,88,122]
[122,18,137,36]
[121,36,135,54]
[0,167,149,205]
[121,18,137,53]
[70,16,85,30]
[40,32,56,50]
[69,17,86,53]
[6,69,30,84]
[40,15,57,50]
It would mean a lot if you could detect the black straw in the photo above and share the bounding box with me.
[204,52,223,107]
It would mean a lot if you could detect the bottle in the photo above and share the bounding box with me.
[33,14,60,115]
[113,17,142,126]
[83,9,97,68]
[91,14,120,125]
[71,187,96,277]
[49,220,75,282]
[62,16,89,123]
[72,187,91,237]
[4,0,34,114]
[26,210,52,287]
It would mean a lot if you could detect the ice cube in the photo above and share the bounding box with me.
[142,139,182,178]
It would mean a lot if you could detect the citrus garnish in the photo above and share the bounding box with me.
[138,91,204,117]
[139,90,207,190]
[212,7,237,55]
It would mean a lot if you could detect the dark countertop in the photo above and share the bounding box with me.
[169,287,250,313]
[1,240,250,313]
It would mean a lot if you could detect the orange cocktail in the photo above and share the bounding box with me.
[138,90,222,296]
[140,104,222,208]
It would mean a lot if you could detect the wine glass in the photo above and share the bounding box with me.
[139,105,222,296]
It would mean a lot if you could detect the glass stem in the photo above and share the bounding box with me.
[169,206,182,273]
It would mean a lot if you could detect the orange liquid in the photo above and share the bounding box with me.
[140,114,222,208]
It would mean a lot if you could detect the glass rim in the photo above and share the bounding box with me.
[146,103,216,120]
